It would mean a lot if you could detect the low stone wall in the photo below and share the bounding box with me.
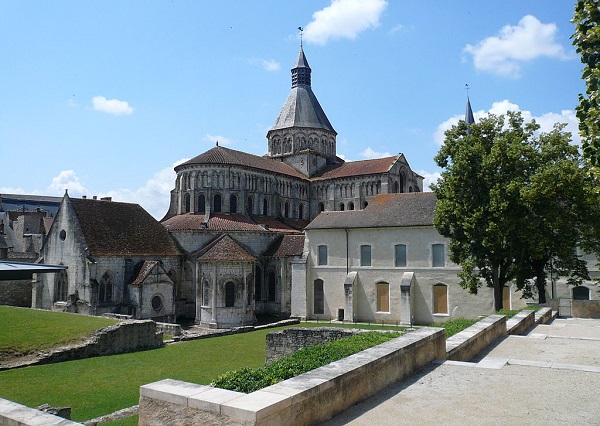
[265,327,365,363]
[535,307,554,324]
[446,315,506,361]
[0,397,82,425]
[572,300,600,318]
[0,320,163,370]
[139,327,446,426]
[506,310,535,335]
[0,279,32,307]
[156,322,183,337]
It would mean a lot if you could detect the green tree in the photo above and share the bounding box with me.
[433,111,598,310]
[572,0,600,174]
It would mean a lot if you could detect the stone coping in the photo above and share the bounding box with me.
[0,398,81,426]
[139,327,446,425]
[446,315,507,361]
[535,307,555,324]
[506,310,535,335]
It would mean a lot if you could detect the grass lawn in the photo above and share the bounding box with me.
[0,308,408,422]
[0,326,282,422]
[0,306,116,357]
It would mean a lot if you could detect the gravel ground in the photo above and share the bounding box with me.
[323,318,600,426]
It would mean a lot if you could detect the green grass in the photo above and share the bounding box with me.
[427,318,480,337]
[212,332,401,393]
[0,310,408,422]
[0,326,281,422]
[0,306,116,357]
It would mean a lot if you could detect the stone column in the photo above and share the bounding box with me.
[210,264,218,327]
[400,272,415,326]
[344,271,357,322]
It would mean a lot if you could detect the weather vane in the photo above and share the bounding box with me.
[465,83,470,97]
[298,27,304,47]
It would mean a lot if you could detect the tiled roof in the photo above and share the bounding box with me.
[305,192,437,230]
[193,234,256,262]
[69,198,181,257]
[176,146,307,179]
[251,216,305,233]
[162,213,304,234]
[131,260,159,286]
[312,156,398,180]
[264,234,305,257]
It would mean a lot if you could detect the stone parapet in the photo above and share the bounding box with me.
[0,398,82,425]
[506,310,535,335]
[446,315,506,361]
[535,307,555,324]
[139,327,445,425]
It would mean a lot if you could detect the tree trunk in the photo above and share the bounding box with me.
[532,260,547,304]
[492,267,503,311]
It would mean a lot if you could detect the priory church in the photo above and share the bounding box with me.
[35,45,509,328]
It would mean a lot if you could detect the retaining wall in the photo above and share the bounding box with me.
[139,327,446,426]
[0,398,81,426]
[265,327,365,363]
[572,300,600,318]
[535,307,554,324]
[0,320,163,370]
[506,310,535,335]
[446,315,506,361]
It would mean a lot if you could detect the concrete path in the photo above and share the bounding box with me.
[324,318,600,426]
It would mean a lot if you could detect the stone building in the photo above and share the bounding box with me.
[296,192,528,324]
[39,193,182,322]
[157,45,425,327]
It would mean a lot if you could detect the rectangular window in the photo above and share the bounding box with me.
[377,282,390,312]
[394,244,407,267]
[314,279,324,314]
[360,245,372,266]
[318,245,328,266]
[433,284,448,314]
[432,244,445,267]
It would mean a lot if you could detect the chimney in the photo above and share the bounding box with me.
[93,196,97,200]
[100,197,112,202]
[82,195,87,199]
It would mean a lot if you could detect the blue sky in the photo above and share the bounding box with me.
[0,1,583,218]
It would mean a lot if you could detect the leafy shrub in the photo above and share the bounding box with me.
[211,331,401,393]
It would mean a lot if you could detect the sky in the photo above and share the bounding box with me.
[0,1,584,219]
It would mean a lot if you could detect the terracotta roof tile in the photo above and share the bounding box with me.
[163,213,305,234]
[305,192,437,230]
[70,198,181,257]
[264,234,305,256]
[131,260,159,286]
[193,234,256,262]
[312,156,398,180]
[176,146,308,179]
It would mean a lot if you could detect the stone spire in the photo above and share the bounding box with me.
[465,96,475,125]
[292,46,311,88]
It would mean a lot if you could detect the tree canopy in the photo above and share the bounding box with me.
[573,0,600,173]
[432,111,599,310]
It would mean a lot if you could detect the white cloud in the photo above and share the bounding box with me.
[92,96,134,115]
[434,100,580,146]
[417,170,441,191]
[99,158,188,219]
[250,58,280,72]
[360,147,392,159]
[204,134,233,146]
[0,186,27,194]
[304,0,388,45]
[48,170,86,195]
[464,15,570,78]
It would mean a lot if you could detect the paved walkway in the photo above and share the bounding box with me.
[324,318,600,426]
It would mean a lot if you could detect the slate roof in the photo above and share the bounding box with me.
[263,234,305,257]
[175,146,307,179]
[69,198,181,256]
[312,156,398,180]
[305,192,437,230]
[270,46,336,134]
[192,234,256,262]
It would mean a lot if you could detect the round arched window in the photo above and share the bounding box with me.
[151,295,163,311]
[59,230,67,241]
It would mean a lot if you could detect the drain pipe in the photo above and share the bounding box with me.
[345,228,349,275]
